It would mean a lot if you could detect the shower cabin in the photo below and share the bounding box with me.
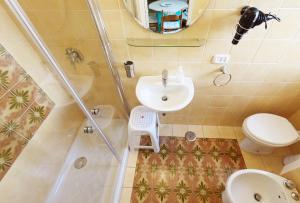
[0,0,129,202]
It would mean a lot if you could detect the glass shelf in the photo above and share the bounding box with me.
[127,38,205,47]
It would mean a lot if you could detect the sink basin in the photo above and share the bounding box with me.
[222,169,300,203]
[136,76,194,112]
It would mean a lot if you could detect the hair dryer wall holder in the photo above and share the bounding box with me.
[232,6,280,45]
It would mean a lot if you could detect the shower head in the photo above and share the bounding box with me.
[232,6,280,45]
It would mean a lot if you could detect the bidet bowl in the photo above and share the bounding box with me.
[136,76,194,112]
[222,169,299,203]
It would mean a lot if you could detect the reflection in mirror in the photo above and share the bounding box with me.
[123,0,210,34]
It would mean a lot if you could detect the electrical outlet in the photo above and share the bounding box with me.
[212,54,230,64]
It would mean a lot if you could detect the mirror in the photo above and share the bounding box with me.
[123,0,210,34]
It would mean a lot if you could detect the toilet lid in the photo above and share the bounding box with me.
[243,113,299,146]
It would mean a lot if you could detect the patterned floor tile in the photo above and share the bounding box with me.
[17,95,54,140]
[0,76,38,124]
[131,136,246,203]
[0,135,25,180]
[0,52,24,97]
[0,44,55,182]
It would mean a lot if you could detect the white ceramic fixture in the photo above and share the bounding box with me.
[240,113,300,154]
[136,75,194,112]
[222,169,300,203]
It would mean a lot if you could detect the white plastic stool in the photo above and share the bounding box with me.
[128,106,160,153]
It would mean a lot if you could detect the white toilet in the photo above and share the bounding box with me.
[240,113,300,154]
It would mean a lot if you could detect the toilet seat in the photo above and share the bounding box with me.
[243,113,299,147]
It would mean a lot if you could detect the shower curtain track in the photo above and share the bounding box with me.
[5,0,122,162]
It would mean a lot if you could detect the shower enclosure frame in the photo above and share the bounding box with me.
[5,0,129,162]
[86,0,131,117]
[5,0,130,202]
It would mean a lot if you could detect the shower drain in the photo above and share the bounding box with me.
[185,131,196,142]
[74,157,87,169]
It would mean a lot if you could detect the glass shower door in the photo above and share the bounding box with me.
[5,0,129,202]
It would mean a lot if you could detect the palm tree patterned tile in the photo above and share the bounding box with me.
[0,44,54,181]
[0,136,25,180]
[0,44,5,56]
[17,99,54,140]
[131,136,246,203]
[0,75,38,124]
[0,53,24,97]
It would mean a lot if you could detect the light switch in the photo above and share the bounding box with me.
[212,54,230,64]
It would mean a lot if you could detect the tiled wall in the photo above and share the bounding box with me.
[288,110,300,154]
[0,44,54,180]
[99,0,300,126]
[18,0,300,126]
[289,109,300,130]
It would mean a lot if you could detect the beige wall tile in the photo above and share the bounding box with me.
[273,147,292,158]
[188,125,204,138]
[120,187,133,203]
[128,46,153,61]
[127,151,138,168]
[261,155,284,174]
[172,124,189,137]
[230,40,262,63]
[98,0,120,10]
[277,83,300,97]
[159,124,173,137]
[110,39,129,62]
[249,0,284,9]
[178,47,205,62]
[203,125,220,138]
[230,63,271,82]
[282,0,300,8]
[104,0,300,127]
[208,10,239,39]
[255,83,284,96]
[218,126,236,139]
[121,9,151,39]
[123,167,136,187]
[102,10,125,39]
[253,40,289,63]
[206,95,234,107]
[233,127,245,140]
[153,47,178,62]
[289,142,300,154]
[241,150,266,170]
[280,40,300,65]
[202,40,231,62]
[180,63,219,85]
[16,0,300,129]
[266,10,300,39]
[289,109,300,130]
[214,0,249,9]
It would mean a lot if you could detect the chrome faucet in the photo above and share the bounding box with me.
[162,69,168,88]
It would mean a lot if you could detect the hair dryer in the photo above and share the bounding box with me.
[232,6,280,45]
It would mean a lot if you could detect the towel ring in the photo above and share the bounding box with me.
[213,65,232,87]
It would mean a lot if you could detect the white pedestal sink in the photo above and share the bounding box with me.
[136,75,194,112]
